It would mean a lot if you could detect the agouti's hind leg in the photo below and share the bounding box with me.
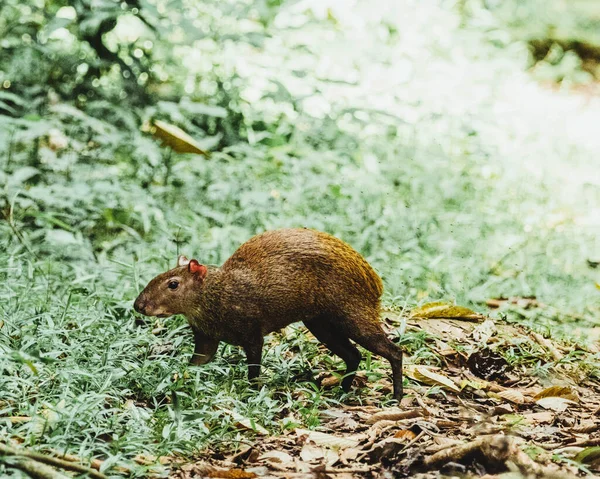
[304,319,362,392]
[344,319,404,401]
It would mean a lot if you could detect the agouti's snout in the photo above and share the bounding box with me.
[133,294,170,318]
[133,295,149,315]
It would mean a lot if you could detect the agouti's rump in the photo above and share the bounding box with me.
[134,228,404,400]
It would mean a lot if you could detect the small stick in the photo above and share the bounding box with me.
[6,416,32,423]
[366,408,424,424]
[423,434,579,479]
[0,443,108,479]
[531,332,564,361]
[6,457,69,479]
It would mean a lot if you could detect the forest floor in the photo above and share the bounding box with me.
[163,304,600,479]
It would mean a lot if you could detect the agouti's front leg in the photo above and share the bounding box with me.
[190,329,219,366]
[243,338,264,381]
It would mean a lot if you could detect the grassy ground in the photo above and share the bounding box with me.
[1,0,600,477]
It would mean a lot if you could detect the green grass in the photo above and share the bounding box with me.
[1,0,600,475]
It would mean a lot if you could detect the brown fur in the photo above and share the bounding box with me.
[134,228,403,400]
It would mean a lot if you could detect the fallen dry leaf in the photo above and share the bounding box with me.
[175,463,257,479]
[228,411,268,435]
[394,429,417,441]
[258,450,294,467]
[299,444,338,466]
[534,385,578,402]
[339,447,360,463]
[493,389,528,405]
[472,319,497,343]
[295,428,361,449]
[320,375,340,388]
[460,379,490,391]
[405,365,461,392]
[536,397,577,412]
[570,421,598,434]
[522,411,555,424]
[410,302,485,321]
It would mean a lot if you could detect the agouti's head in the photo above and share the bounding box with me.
[134,255,208,318]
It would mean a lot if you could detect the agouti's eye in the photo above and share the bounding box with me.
[168,280,179,290]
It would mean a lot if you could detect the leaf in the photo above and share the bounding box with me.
[0,91,27,106]
[295,428,360,449]
[570,421,598,434]
[339,447,360,463]
[0,101,17,115]
[44,16,73,34]
[7,167,39,187]
[460,379,490,390]
[394,429,417,440]
[150,120,209,156]
[472,319,497,343]
[536,397,577,412]
[300,444,338,465]
[49,104,116,135]
[495,389,527,404]
[534,385,578,402]
[409,301,485,321]
[46,230,79,246]
[405,365,461,392]
[229,412,268,435]
[320,374,340,388]
[180,99,228,118]
[522,411,554,424]
[575,447,600,464]
[258,450,294,466]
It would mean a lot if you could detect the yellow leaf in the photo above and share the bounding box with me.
[409,301,485,321]
[150,120,209,156]
[405,365,461,392]
[534,385,578,402]
[460,379,489,390]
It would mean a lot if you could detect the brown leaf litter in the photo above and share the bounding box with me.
[169,308,600,478]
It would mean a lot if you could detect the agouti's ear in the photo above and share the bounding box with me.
[188,259,207,280]
[178,255,190,267]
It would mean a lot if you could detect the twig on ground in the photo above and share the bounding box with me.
[366,408,424,424]
[5,457,70,479]
[0,443,108,479]
[423,434,579,479]
[531,332,564,361]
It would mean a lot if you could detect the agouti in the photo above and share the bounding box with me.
[134,228,403,400]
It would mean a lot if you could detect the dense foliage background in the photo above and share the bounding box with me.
[1,0,599,475]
